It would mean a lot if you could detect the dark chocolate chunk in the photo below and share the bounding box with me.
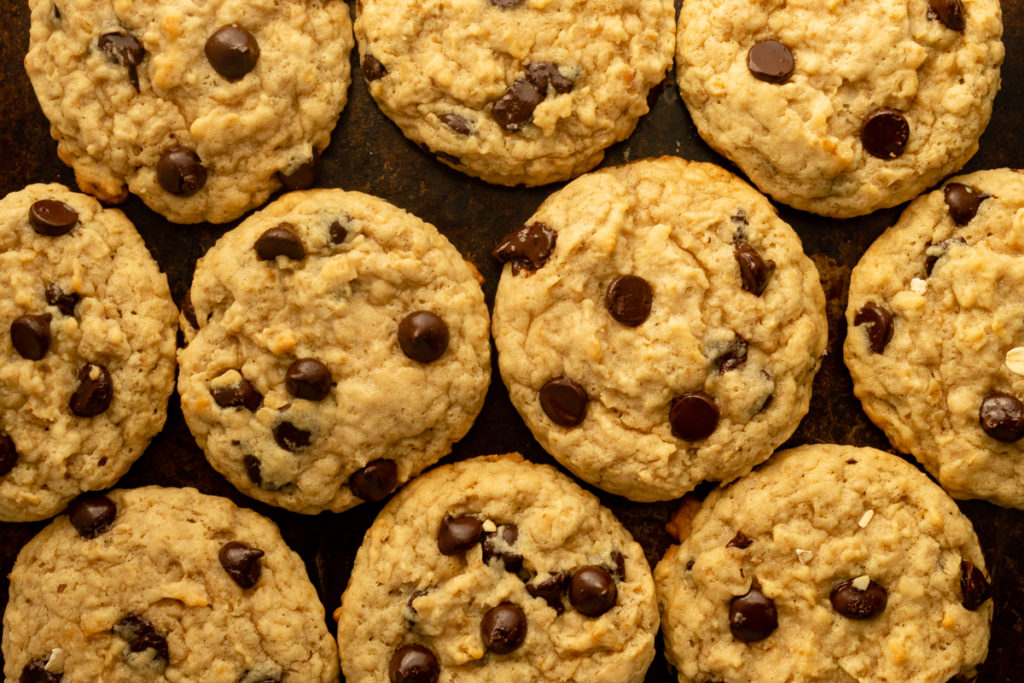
[11,313,52,360]
[157,146,207,196]
[438,515,484,555]
[219,541,265,588]
[388,644,439,683]
[524,62,574,94]
[727,531,753,549]
[605,274,653,326]
[0,432,17,477]
[68,493,117,538]
[46,283,80,316]
[349,459,399,501]
[285,358,333,400]
[439,112,472,135]
[329,219,349,244]
[539,377,588,427]
[492,79,542,130]
[29,199,78,236]
[729,585,777,642]
[243,455,263,486]
[205,25,260,80]
[255,224,305,261]
[526,571,568,613]
[211,374,262,411]
[20,658,59,683]
[70,362,113,417]
[734,240,774,296]
[713,337,748,373]
[830,578,888,619]
[853,302,894,354]
[276,155,320,191]
[943,183,989,226]
[747,40,794,83]
[929,0,966,31]
[114,614,169,664]
[924,237,967,276]
[273,421,311,451]
[480,603,527,654]
[98,32,145,91]
[861,109,910,159]
[361,53,387,81]
[492,222,557,275]
[670,391,720,441]
[482,523,522,573]
[398,311,449,363]
[979,392,1024,442]
[569,566,617,617]
[960,560,991,610]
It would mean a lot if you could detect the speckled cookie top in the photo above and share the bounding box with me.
[336,453,659,683]
[2,486,339,682]
[492,157,827,502]
[0,184,176,522]
[24,0,353,224]
[354,0,674,186]
[676,0,1004,218]
[178,189,491,514]
[655,444,992,683]
[846,168,1024,508]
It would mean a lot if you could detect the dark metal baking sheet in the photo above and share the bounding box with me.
[1,2,1022,680]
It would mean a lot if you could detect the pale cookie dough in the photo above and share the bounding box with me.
[2,486,339,682]
[354,0,674,186]
[655,444,993,683]
[492,157,827,501]
[336,453,659,683]
[676,0,1004,218]
[846,168,1024,508]
[0,184,176,522]
[178,189,491,514]
[24,0,353,224]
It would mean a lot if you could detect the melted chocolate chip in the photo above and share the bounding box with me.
[46,283,79,316]
[729,585,777,642]
[398,312,449,363]
[361,53,387,81]
[569,566,617,617]
[29,199,78,236]
[481,603,527,654]
[605,275,653,326]
[524,62,574,94]
[273,421,311,451]
[861,109,910,159]
[219,541,265,588]
[943,183,989,226]
[277,155,320,191]
[830,579,888,619]
[20,658,59,683]
[388,644,439,683]
[70,362,113,417]
[727,531,753,549]
[929,0,966,31]
[734,240,774,295]
[924,237,967,276]
[439,112,472,135]
[979,393,1024,442]
[482,523,522,573]
[11,313,52,360]
[329,219,349,244]
[670,391,720,441]
[350,459,398,501]
[960,560,991,610]
[114,614,169,664]
[98,32,145,91]
[255,224,305,261]
[492,79,542,130]
[853,302,894,354]
[68,493,117,538]
[539,377,588,427]
[157,146,207,196]
[492,222,557,275]
[713,337,748,373]
[285,358,332,400]
[205,25,260,80]
[747,40,794,83]
[0,432,17,477]
[243,455,263,486]
[438,515,484,555]
[211,375,262,411]
[526,571,568,613]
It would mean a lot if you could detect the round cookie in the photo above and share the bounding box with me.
[178,188,491,514]
[676,0,1004,218]
[654,444,993,683]
[24,0,353,224]
[2,486,339,682]
[336,453,659,683]
[491,157,827,502]
[845,168,1024,508]
[0,184,177,522]
[353,0,674,186]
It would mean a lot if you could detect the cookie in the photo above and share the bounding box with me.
[24,0,353,224]
[845,168,1024,508]
[177,188,491,514]
[353,0,674,186]
[491,157,827,501]
[335,453,659,682]
[2,486,339,682]
[654,444,993,683]
[0,184,177,522]
[676,0,1004,218]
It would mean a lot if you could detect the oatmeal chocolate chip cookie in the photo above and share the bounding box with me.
[24,0,353,224]
[353,0,674,187]
[0,184,176,522]
[676,0,1004,218]
[846,168,1024,508]
[178,189,490,514]
[491,157,827,502]
[2,486,339,682]
[336,453,659,683]
[655,444,992,683]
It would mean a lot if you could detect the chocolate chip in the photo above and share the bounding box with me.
[492,222,557,275]
[611,550,626,582]
[830,578,888,619]
[349,459,398,501]
[492,79,542,130]
[569,566,617,617]
[0,432,17,477]
[273,421,311,451]
[46,283,79,316]
[524,62,574,94]
[11,313,52,360]
[747,40,794,83]
[98,32,145,91]
[276,154,320,191]
[713,337,748,373]
[670,391,719,441]
[211,374,263,411]
[255,224,305,261]
[924,237,967,276]
[539,377,588,427]
[727,531,753,549]
[114,614,169,665]
[68,493,117,538]
[489,0,524,7]
[729,585,777,642]
[438,515,484,555]
[979,393,1024,442]
[398,312,449,363]
[732,209,748,227]
[28,199,78,237]
[20,658,59,683]
[243,455,263,486]
[285,358,332,400]
[960,560,991,610]
[70,362,113,417]
[481,603,527,654]
[853,302,894,354]
[734,240,774,296]
[219,541,265,588]
[929,0,966,31]
[482,523,522,573]
[439,112,472,135]
[605,275,652,326]
[861,109,910,159]
[388,644,439,683]
[329,219,349,244]
[943,183,989,226]
[205,25,259,80]
[526,571,568,613]
[157,146,207,196]
[361,53,387,81]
